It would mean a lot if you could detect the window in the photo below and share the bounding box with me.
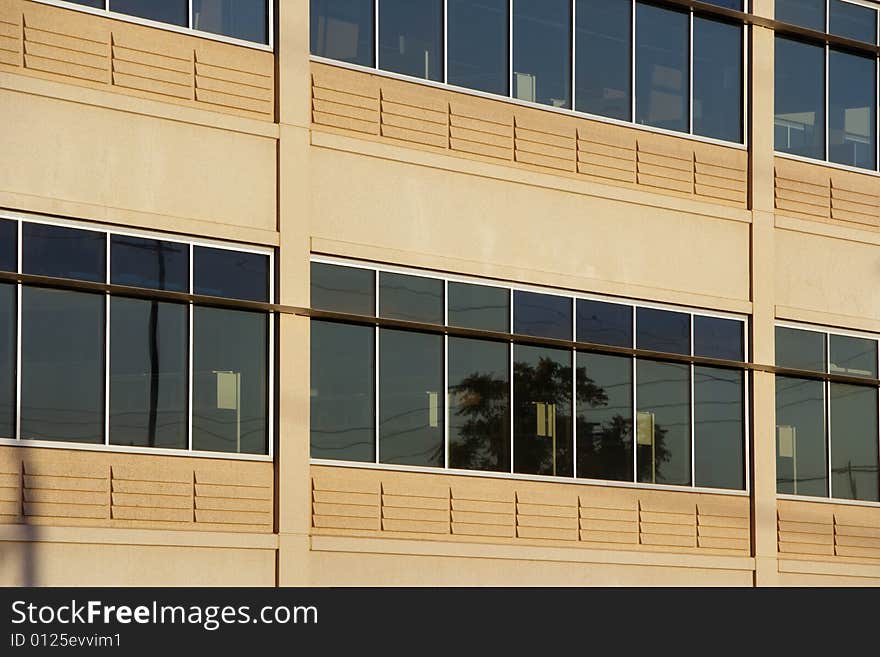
[448,0,508,95]
[0,219,15,273]
[310,260,748,491]
[830,0,877,43]
[775,326,880,502]
[693,16,743,143]
[829,50,876,170]
[2,215,273,457]
[379,0,444,82]
[514,0,572,109]
[110,0,187,27]
[635,3,689,133]
[776,0,826,31]
[310,0,375,66]
[576,0,631,121]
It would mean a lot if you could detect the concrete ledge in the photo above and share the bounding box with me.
[0,525,279,550]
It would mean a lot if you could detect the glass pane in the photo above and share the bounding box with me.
[67,0,105,7]
[577,352,632,481]
[575,0,631,121]
[513,344,573,476]
[448,337,510,471]
[694,315,744,361]
[193,0,268,44]
[0,285,14,439]
[0,219,15,272]
[635,3,689,133]
[636,307,690,355]
[693,17,742,143]
[379,272,444,324]
[110,298,187,449]
[829,49,876,171]
[636,359,690,485]
[379,329,444,466]
[193,246,269,303]
[310,0,374,66]
[310,320,375,462]
[448,0,508,95]
[111,235,189,292]
[192,307,268,454]
[311,262,375,316]
[513,0,572,109]
[776,326,826,372]
[775,37,825,160]
[830,0,877,43]
[110,0,188,26]
[701,0,743,8]
[776,376,827,496]
[23,223,105,283]
[21,287,104,444]
[775,0,825,31]
[448,282,509,332]
[830,334,877,378]
[513,291,572,340]
[378,0,443,81]
[576,299,632,348]
[831,383,879,502]
[694,366,744,490]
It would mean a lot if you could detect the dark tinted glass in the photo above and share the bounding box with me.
[193,246,269,302]
[311,320,375,462]
[831,383,879,502]
[575,0,631,121]
[110,298,188,449]
[110,0,188,26]
[449,337,510,472]
[776,326,825,372]
[0,285,13,439]
[448,0,508,95]
[513,345,573,477]
[379,329,444,466]
[193,0,268,44]
[830,0,876,43]
[448,282,509,332]
[829,50,876,171]
[830,334,877,378]
[21,288,104,444]
[636,3,689,133]
[775,0,825,31]
[379,272,443,324]
[311,262,375,316]
[694,367,744,489]
[513,0,572,109]
[111,236,189,292]
[192,307,268,454]
[68,0,105,6]
[577,352,632,481]
[636,307,690,355]
[776,376,826,496]
[693,17,743,143]
[637,359,690,485]
[513,291,572,340]
[310,0,374,66]
[701,0,743,8]
[775,37,825,160]
[379,0,443,81]
[576,299,632,347]
[0,220,15,272]
[23,223,105,283]
[694,315,744,361]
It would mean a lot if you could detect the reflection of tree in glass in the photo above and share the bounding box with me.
[449,372,509,470]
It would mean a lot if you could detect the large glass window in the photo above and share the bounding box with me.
[192,307,268,455]
[192,0,268,45]
[110,0,188,27]
[379,0,444,82]
[635,3,689,133]
[20,288,104,444]
[513,0,572,109]
[311,262,375,316]
[776,0,826,31]
[0,285,14,439]
[448,282,509,332]
[830,383,879,502]
[514,345,573,476]
[775,37,825,161]
[110,298,188,449]
[776,326,826,372]
[311,320,375,462]
[379,272,443,324]
[23,223,105,283]
[0,219,15,273]
[310,0,374,66]
[379,329,444,466]
[576,299,632,348]
[449,337,510,471]
[694,366,744,489]
[637,359,691,485]
[194,246,269,303]
[694,315,744,361]
[513,291,572,341]
[575,0,631,121]
[448,0,508,96]
[776,376,827,497]
[829,0,877,44]
[111,236,188,292]
[636,307,690,355]
[693,16,742,143]
[829,49,876,170]
[577,352,632,481]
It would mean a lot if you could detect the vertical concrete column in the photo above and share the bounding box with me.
[276,0,313,586]
[749,0,779,587]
